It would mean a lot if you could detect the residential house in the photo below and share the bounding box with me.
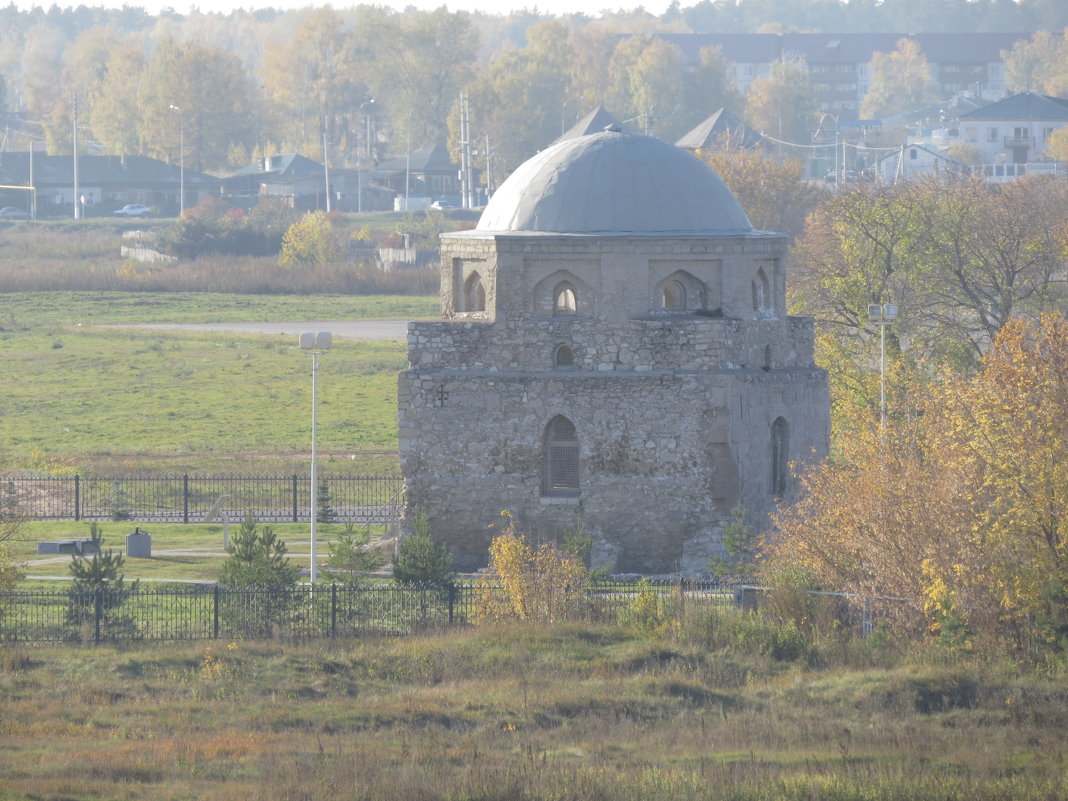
[374,143,465,207]
[871,143,970,184]
[0,153,218,217]
[954,91,1068,178]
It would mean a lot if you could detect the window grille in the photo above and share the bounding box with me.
[544,416,579,495]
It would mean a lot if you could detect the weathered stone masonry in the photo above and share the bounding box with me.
[398,130,829,573]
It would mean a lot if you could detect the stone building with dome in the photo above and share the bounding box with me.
[398,128,829,573]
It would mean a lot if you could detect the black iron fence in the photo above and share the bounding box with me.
[0,474,404,524]
[0,580,746,644]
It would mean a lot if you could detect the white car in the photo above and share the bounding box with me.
[114,203,151,217]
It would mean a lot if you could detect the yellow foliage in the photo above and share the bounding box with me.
[475,512,589,625]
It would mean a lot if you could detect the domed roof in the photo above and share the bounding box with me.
[476,128,752,235]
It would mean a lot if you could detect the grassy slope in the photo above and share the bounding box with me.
[0,292,438,474]
[0,624,1064,801]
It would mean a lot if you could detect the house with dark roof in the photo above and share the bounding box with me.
[225,153,393,212]
[675,108,765,151]
[955,91,1068,167]
[373,143,464,207]
[0,153,218,217]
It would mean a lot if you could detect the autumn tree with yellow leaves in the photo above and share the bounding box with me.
[766,313,1068,655]
[475,513,589,625]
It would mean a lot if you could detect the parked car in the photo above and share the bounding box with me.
[0,206,29,219]
[430,200,456,210]
[114,203,151,217]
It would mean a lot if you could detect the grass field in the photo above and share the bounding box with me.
[0,621,1065,801]
[0,292,438,475]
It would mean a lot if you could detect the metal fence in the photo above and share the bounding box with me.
[0,474,404,524]
[0,580,745,645]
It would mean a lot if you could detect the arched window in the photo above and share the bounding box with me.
[553,344,574,368]
[662,280,686,309]
[543,416,579,495]
[770,417,789,497]
[763,344,773,371]
[553,282,577,316]
[463,272,486,312]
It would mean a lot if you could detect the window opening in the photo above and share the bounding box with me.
[553,282,577,316]
[543,416,579,495]
[662,280,686,309]
[463,272,485,312]
[771,417,789,497]
[553,344,574,368]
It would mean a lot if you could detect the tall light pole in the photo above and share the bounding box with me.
[299,331,332,585]
[169,105,185,213]
[867,303,898,427]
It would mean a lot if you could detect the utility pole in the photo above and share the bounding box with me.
[71,94,80,220]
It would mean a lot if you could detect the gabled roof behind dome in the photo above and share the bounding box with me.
[476,129,753,235]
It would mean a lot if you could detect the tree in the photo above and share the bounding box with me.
[88,41,146,156]
[860,38,939,120]
[0,481,26,591]
[699,151,826,240]
[475,512,588,624]
[745,57,819,149]
[1003,29,1068,96]
[767,313,1068,654]
[139,37,254,172]
[218,513,300,589]
[325,523,385,586]
[393,510,454,588]
[279,211,343,266]
[1046,125,1068,161]
[66,523,140,633]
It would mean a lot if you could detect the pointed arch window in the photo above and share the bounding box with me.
[463,272,486,312]
[553,282,577,316]
[543,415,580,496]
[663,280,686,309]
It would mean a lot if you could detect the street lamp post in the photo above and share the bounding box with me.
[867,303,898,427]
[299,331,332,585]
[169,105,185,213]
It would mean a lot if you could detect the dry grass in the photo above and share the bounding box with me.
[0,618,1065,801]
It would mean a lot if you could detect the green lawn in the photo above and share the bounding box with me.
[0,292,438,474]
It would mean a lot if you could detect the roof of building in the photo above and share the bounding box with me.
[231,153,323,178]
[550,107,630,147]
[0,154,216,186]
[475,128,752,235]
[958,90,1068,121]
[376,143,457,174]
[675,109,764,150]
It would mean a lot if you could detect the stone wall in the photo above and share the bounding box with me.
[407,316,816,373]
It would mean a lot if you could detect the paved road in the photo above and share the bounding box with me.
[124,320,411,340]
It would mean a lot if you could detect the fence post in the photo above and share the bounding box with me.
[331,583,337,638]
[74,474,81,521]
[213,585,220,639]
[448,582,456,626]
[292,475,299,522]
[94,588,102,644]
[183,474,190,524]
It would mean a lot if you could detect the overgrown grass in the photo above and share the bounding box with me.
[0,292,438,474]
[0,622,1064,801]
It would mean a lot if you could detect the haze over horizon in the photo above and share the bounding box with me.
[8,0,675,17]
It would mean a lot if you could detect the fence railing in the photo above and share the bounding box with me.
[0,474,404,524]
[0,580,745,644]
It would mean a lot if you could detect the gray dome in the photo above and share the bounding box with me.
[476,129,752,235]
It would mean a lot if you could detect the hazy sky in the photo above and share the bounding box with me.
[14,0,675,16]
